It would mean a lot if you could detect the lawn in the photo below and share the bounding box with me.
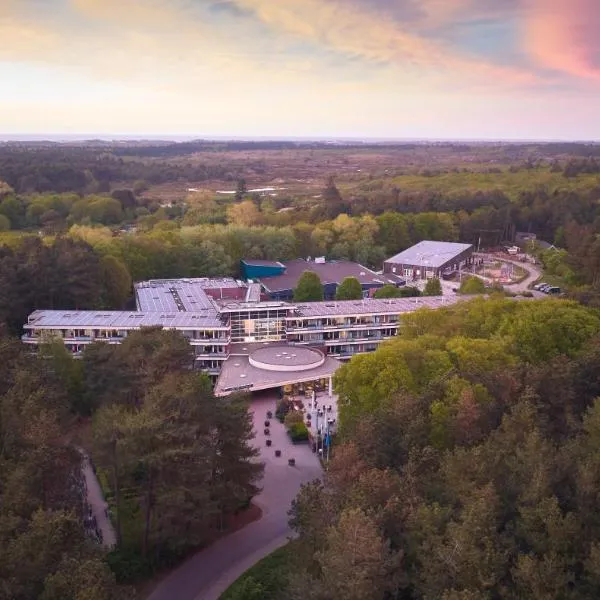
[219,543,291,600]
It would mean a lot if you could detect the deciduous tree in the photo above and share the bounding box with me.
[294,271,324,302]
[335,276,363,300]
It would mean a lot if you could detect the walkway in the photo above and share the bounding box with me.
[502,257,542,293]
[147,392,322,600]
[80,450,117,548]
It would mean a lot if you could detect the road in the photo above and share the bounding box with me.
[147,392,322,600]
[501,257,542,293]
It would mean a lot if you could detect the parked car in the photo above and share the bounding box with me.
[539,284,553,293]
[534,282,549,291]
[546,286,562,295]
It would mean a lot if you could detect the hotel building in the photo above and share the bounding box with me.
[22,276,463,396]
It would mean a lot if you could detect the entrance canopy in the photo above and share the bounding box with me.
[214,344,341,397]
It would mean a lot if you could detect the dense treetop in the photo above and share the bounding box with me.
[277,297,600,599]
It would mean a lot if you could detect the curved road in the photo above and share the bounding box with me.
[496,257,542,293]
[147,393,322,600]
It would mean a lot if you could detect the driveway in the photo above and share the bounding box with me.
[502,257,542,293]
[147,392,322,600]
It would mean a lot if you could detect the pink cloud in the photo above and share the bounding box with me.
[525,0,600,81]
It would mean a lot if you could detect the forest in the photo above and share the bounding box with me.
[0,326,262,598]
[231,298,600,599]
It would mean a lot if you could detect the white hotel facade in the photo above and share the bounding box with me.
[22,277,462,395]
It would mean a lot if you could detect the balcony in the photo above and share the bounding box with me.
[188,337,230,345]
[324,337,386,346]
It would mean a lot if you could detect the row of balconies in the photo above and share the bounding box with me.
[286,319,399,332]
[22,331,229,344]
[288,331,397,344]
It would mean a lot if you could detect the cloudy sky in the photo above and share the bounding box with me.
[2,0,599,139]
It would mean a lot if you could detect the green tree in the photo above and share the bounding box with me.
[335,277,363,301]
[423,277,442,296]
[100,255,132,309]
[459,276,486,295]
[227,200,261,227]
[294,271,324,302]
[374,284,402,299]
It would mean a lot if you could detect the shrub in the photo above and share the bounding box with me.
[284,410,304,428]
[398,286,422,298]
[373,284,402,299]
[288,422,309,443]
[423,278,442,296]
[459,276,486,295]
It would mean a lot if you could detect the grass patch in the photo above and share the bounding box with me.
[220,543,291,600]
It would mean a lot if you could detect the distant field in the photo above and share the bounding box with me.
[352,169,600,200]
[130,145,600,203]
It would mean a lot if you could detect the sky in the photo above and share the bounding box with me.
[1,0,600,140]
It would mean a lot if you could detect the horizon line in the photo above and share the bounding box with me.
[1,134,599,144]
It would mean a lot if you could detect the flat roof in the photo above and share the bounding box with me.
[292,295,463,318]
[259,259,404,293]
[385,241,473,269]
[216,301,294,313]
[24,310,226,330]
[135,278,242,313]
[214,347,341,396]
[241,259,285,268]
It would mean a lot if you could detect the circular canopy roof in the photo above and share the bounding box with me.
[249,346,325,372]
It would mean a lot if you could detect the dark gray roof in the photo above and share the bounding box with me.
[259,260,404,293]
[385,241,473,269]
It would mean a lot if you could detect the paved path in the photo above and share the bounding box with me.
[80,450,117,548]
[502,257,542,292]
[147,393,322,600]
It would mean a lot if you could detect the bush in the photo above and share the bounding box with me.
[284,410,304,428]
[288,422,309,443]
[398,286,422,297]
[423,277,442,296]
[373,284,402,299]
[459,276,486,295]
